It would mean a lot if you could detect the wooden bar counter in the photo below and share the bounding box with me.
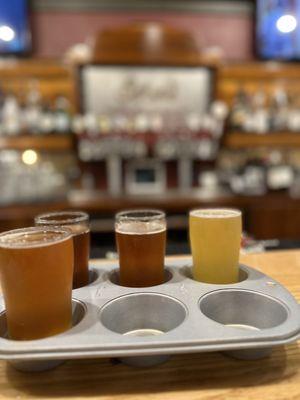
[0,250,299,399]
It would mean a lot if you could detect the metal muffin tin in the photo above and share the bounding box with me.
[0,257,299,371]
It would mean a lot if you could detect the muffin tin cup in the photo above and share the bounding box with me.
[99,292,187,367]
[223,347,272,360]
[9,359,65,373]
[0,299,86,372]
[0,259,299,372]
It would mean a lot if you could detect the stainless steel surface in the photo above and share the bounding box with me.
[223,347,273,360]
[99,293,187,334]
[107,155,122,196]
[119,354,170,368]
[0,259,299,365]
[0,299,86,341]
[199,290,289,329]
[120,329,170,367]
[178,159,193,190]
[0,299,86,372]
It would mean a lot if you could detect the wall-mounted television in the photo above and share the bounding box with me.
[0,0,31,55]
[256,0,300,60]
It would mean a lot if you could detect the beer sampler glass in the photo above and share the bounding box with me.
[0,227,73,340]
[35,211,90,288]
[115,209,166,287]
[189,208,242,284]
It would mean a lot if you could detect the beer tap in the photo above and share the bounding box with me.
[106,138,123,196]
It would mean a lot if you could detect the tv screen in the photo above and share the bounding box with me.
[256,0,300,60]
[0,0,30,54]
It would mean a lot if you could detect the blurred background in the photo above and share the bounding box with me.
[1,0,300,256]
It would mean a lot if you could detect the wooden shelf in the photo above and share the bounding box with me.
[0,135,73,152]
[224,131,300,149]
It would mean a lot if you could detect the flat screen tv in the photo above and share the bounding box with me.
[256,0,300,60]
[0,0,31,55]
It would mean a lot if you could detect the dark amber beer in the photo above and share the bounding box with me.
[0,227,73,340]
[35,211,90,288]
[72,230,90,288]
[115,210,166,287]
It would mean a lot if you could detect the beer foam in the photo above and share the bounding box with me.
[190,209,241,219]
[0,229,71,249]
[65,224,89,235]
[116,220,166,235]
[35,211,88,227]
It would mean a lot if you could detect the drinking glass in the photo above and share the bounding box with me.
[0,227,73,340]
[115,209,166,287]
[189,208,242,284]
[35,211,90,288]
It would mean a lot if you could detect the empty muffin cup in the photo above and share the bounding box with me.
[199,289,288,329]
[199,289,289,360]
[99,293,187,366]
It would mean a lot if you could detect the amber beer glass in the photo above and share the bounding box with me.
[35,211,90,289]
[189,208,242,284]
[115,210,166,287]
[0,227,73,340]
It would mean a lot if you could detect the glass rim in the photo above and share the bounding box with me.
[189,208,242,218]
[115,209,166,222]
[0,226,72,249]
[35,211,89,226]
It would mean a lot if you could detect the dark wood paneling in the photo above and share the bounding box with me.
[92,23,203,65]
[1,191,300,240]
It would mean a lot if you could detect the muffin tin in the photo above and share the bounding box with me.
[0,257,299,371]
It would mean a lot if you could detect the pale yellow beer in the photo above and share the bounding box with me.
[189,209,242,284]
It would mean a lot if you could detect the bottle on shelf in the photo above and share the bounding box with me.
[53,96,71,134]
[252,88,269,134]
[229,88,251,131]
[269,87,289,132]
[38,103,55,135]
[23,80,42,135]
[267,150,294,191]
[2,93,22,136]
[287,94,300,132]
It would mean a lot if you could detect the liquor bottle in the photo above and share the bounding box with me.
[53,96,71,134]
[72,114,85,136]
[38,103,55,135]
[287,95,300,132]
[267,150,294,190]
[210,101,228,138]
[252,88,269,134]
[269,87,288,132]
[0,84,5,131]
[229,88,250,131]
[23,81,42,135]
[2,93,22,136]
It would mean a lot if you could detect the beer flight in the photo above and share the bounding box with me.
[0,208,242,342]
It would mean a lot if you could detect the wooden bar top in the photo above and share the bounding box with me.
[0,250,299,399]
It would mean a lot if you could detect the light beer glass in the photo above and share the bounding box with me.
[35,211,90,289]
[189,208,242,284]
[0,227,73,340]
[115,209,166,287]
